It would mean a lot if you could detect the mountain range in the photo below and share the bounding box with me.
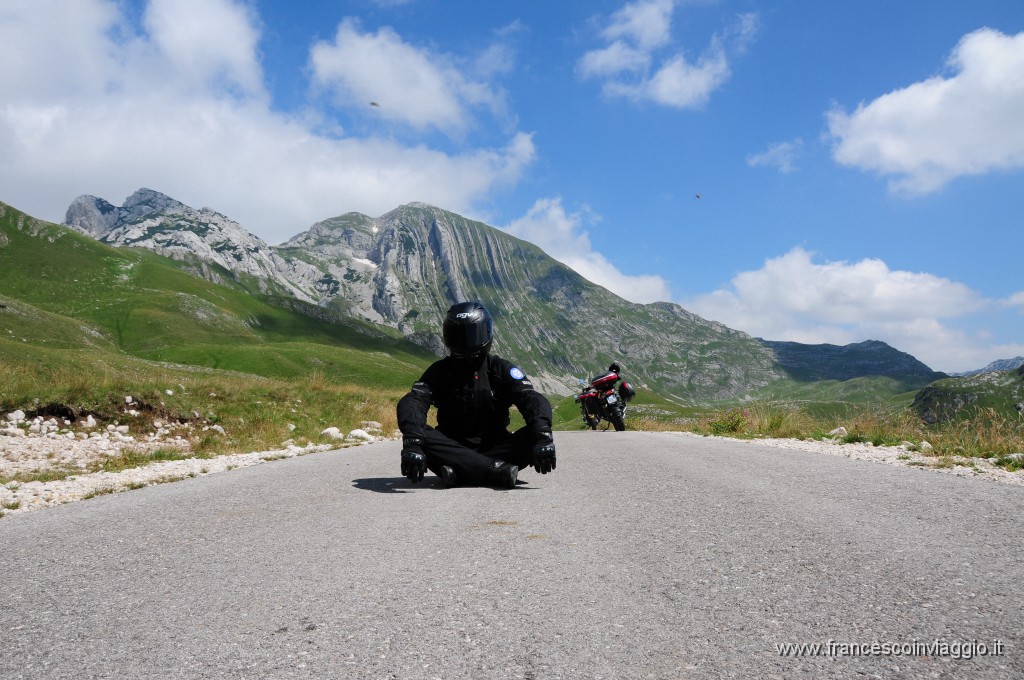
[952,357,1024,378]
[0,185,962,421]
[58,188,956,403]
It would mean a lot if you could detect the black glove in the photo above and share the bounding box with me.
[401,437,427,483]
[532,432,556,474]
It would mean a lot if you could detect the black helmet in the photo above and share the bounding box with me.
[608,362,621,374]
[443,301,493,358]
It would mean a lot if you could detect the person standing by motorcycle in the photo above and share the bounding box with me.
[396,301,557,489]
[577,362,635,431]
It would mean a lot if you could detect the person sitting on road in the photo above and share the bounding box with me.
[396,301,556,489]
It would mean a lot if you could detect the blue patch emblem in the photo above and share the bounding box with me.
[510,367,525,380]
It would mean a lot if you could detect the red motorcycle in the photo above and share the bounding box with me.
[574,363,636,431]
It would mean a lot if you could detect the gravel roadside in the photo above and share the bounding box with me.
[669,431,1024,487]
[0,412,393,517]
[3,418,1021,518]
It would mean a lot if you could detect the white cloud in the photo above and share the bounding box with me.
[310,18,506,135]
[684,247,1015,372]
[579,3,758,109]
[1005,291,1024,311]
[630,49,730,108]
[828,28,1024,194]
[747,139,802,173]
[504,198,671,304]
[0,0,533,242]
[475,34,518,79]
[0,0,263,102]
[577,41,650,79]
[601,0,674,50]
[0,0,122,100]
[142,0,265,98]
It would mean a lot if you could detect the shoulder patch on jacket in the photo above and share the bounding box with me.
[509,366,525,380]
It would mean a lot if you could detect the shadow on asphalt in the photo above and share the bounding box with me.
[351,477,535,493]
[351,477,414,493]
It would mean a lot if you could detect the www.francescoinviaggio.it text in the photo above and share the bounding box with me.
[776,639,1005,659]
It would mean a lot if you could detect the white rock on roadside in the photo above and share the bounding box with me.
[6,410,26,423]
[346,429,375,442]
[320,427,344,440]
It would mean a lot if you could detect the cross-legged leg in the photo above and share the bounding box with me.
[421,426,508,485]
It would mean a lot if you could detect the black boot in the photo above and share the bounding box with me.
[437,465,458,488]
[488,461,518,489]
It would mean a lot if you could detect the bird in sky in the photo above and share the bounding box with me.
[695,193,702,199]
[369,101,380,107]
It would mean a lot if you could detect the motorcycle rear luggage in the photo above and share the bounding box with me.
[590,371,618,389]
[618,381,636,402]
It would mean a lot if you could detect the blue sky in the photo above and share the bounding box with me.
[2,0,1023,372]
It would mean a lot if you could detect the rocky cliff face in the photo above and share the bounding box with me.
[277,202,786,398]
[313,203,797,397]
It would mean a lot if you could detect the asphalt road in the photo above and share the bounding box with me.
[1,431,1021,679]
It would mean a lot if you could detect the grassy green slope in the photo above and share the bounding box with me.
[752,375,921,406]
[911,368,1024,423]
[0,202,432,390]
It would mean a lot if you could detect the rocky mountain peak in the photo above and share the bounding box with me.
[122,188,186,215]
[63,195,119,238]
[64,188,188,239]
[282,212,378,251]
[62,189,323,302]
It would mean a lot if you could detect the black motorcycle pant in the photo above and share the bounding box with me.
[420,426,536,484]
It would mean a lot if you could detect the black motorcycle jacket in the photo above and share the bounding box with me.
[397,354,552,449]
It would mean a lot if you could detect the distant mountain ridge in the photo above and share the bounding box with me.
[61,189,944,401]
[759,339,947,387]
[952,357,1024,378]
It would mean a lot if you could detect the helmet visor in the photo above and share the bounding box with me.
[444,319,492,356]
